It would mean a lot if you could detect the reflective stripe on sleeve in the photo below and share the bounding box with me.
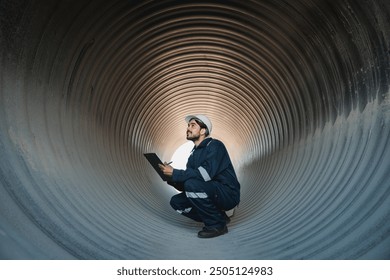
[198,166,211,182]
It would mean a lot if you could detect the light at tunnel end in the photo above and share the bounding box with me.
[170,141,194,170]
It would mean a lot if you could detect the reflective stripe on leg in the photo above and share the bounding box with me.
[176,207,192,214]
[186,191,208,199]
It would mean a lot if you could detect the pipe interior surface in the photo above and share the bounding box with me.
[0,0,389,259]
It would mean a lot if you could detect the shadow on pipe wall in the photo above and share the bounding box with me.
[0,0,389,259]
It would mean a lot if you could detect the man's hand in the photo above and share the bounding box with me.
[158,162,173,177]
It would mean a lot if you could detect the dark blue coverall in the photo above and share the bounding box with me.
[169,137,240,229]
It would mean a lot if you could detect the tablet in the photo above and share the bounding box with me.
[143,153,169,181]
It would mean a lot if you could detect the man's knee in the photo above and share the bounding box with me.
[170,194,182,210]
[184,179,212,200]
[183,179,203,192]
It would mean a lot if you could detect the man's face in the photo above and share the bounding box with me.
[186,119,202,141]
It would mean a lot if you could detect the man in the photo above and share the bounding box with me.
[159,114,240,238]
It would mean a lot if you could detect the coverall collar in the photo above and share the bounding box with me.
[192,137,213,151]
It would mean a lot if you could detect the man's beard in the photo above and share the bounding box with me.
[186,131,200,141]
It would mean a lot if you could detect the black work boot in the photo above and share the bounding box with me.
[198,226,228,238]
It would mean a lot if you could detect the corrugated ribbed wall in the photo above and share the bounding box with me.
[0,0,389,259]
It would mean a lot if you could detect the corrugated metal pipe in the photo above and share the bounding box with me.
[0,0,389,259]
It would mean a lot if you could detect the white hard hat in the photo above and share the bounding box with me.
[185,114,212,135]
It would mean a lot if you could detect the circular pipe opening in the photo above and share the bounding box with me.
[0,0,389,259]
